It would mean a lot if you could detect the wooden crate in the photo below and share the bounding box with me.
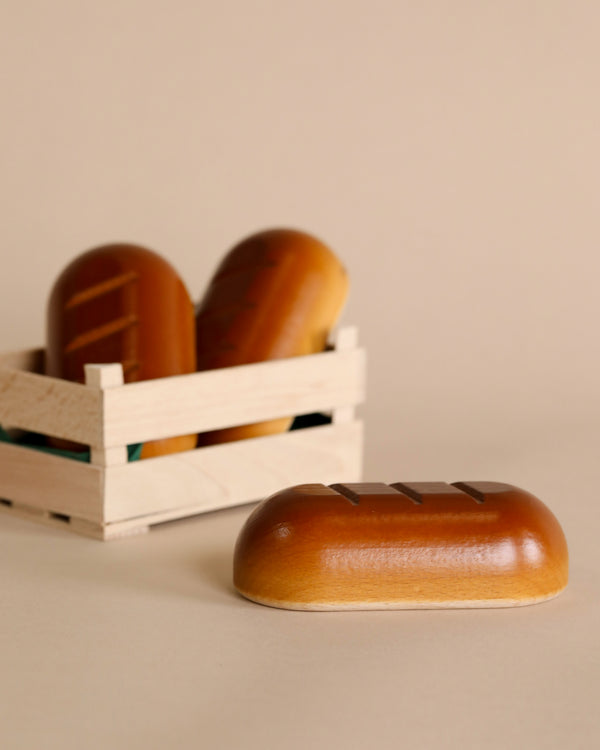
[0,327,365,540]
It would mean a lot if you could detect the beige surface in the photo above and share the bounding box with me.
[0,1,599,748]
[1,427,599,750]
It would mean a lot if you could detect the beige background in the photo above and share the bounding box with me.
[1,2,598,748]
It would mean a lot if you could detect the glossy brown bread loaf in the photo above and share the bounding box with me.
[46,243,197,458]
[234,481,569,610]
[195,228,349,445]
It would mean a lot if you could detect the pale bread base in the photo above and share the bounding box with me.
[236,586,566,611]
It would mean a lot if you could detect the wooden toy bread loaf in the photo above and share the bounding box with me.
[233,481,569,610]
[195,228,349,445]
[46,243,197,458]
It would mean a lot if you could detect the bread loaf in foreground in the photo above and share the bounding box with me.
[233,481,568,610]
[46,243,197,458]
[195,228,349,445]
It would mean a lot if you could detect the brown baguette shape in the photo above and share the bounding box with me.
[46,243,197,458]
[233,481,569,610]
[195,228,349,445]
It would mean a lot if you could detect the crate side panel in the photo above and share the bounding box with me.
[0,442,104,523]
[0,368,102,445]
[104,421,363,523]
[102,348,366,446]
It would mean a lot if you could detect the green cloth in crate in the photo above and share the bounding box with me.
[0,426,142,462]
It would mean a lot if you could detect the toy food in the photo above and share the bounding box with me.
[195,228,349,445]
[46,242,197,458]
[233,481,568,610]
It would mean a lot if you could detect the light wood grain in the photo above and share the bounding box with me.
[0,422,363,539]
[0,441,103,523]
[85,364,128,466]
[0,327,365,448]
[0,367,102,445]
[330,327,360,424]
[103,421,363,523]
[100,347,364,447]
[0,325,365,539]
[72,516,150,540]
[331,325,358,351]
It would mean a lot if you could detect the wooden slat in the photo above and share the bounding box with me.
[0,441,104,523]
[102,347,366,447]
[331,326,358,351]
[0,326,365,541]
[0,421,363,539]
[85,364,128,466]
[103,421,363,523]
[331,327,360,425]
[0,368,102,445]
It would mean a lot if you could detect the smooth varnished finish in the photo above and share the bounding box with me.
[46,243,197,458]
[195,228,349,445]
[233,481,569,610]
